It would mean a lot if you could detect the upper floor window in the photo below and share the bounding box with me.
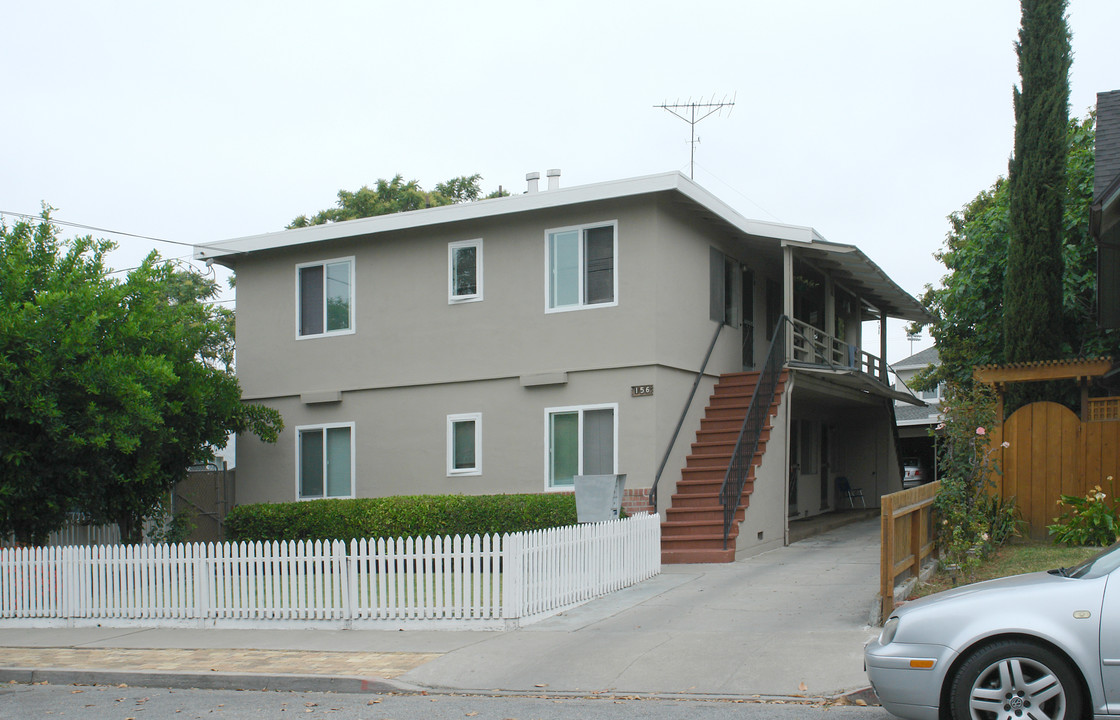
[297,423,354,500]
[448,239,483,303]
[546,221,617,312]
[297,258,354,338]
[921,382,945,402]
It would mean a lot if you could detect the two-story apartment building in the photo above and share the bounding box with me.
[195,171,929,562]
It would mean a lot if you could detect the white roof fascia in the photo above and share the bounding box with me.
[781,235,931,323]
[896,416,943,428]
[194,171,821,261]
[670,178,818,244]
[893,361,934,371]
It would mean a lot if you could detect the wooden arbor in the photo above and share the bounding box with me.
[973,357,1118,538]
[973,357,1115,421]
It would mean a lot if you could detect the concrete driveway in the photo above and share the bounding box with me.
[400,515,882,697]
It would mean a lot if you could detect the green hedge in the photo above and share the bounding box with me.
[224,493,578,543]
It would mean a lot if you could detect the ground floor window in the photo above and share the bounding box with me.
[297,423,354,499]
[546,404,617,489]
[447,413,482,476]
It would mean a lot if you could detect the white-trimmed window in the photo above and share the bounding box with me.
[297,423,354,499]
[448,239,482,303]
[297,257,354,337]
[545,404,617,489]
[921,382,945,402]
[545,221,617,312]
[447,413,482,476]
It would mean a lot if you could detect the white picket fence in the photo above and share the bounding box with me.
[0,514,660,629]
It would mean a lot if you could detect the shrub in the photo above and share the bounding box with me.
[148,509,196,545]
[225,493,579,543]
[933,382,1018,574]
[1048,476,1120,546]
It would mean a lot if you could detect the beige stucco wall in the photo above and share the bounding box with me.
[734,393,790,558]
[233,197,742,402]
[235,366,701,505]
[230,196,759,505]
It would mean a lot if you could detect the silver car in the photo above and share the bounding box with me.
[865,542,1120,719]
[903,458,930,489]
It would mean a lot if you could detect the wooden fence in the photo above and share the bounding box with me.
[1,514,120,550]
[0,514,661,629]
[994,401,1120,539]
[880,481,938,622]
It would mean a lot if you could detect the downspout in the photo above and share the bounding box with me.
[782,372,794,547]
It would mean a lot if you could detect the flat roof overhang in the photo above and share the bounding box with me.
[789,364,927,407]
[194,171,931,326]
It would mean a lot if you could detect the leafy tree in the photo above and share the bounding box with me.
[912,115,1118,394]
[0,210,283,544]
[1003,0,1071,402]
[288,173,508,228]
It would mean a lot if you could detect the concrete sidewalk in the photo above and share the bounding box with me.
[0,517,882,701]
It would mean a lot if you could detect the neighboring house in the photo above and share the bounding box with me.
[1093,89,1120,333]
[892,346,940,481]
[195,171,929,562]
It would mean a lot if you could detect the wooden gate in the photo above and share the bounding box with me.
[995,401,1120,539]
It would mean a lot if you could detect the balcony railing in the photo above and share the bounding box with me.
[788,317,885,381]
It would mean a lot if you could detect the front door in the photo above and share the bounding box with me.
[788,421,799,516]
[742,268,755,369]
[819,424,831,510]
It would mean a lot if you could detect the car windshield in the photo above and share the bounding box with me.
[1064,541,1120,579]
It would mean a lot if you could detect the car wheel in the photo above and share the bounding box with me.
[948,639,1083,720]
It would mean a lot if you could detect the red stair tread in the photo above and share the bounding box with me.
[660,370,787,564]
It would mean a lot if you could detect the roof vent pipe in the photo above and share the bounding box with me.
[547,168,561,190]
[526,172,540,193]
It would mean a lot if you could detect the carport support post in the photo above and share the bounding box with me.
[782,244,794,359]
[879,314,887,383]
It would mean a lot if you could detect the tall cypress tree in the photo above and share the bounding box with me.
[1003,0,1071,373]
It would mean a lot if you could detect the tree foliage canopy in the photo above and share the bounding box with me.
[914,115,1119,391]
[287,174,508,228]
[0,210,283,544]
[1003,0,1071,369]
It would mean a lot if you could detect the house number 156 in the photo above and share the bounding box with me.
[631,385,654,397]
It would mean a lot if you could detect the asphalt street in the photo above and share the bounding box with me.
[0,684,894,720]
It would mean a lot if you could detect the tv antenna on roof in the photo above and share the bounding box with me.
[655,93,736,179]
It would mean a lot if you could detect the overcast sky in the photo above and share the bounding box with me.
[3,0,1118,363]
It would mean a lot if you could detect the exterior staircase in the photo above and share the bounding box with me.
[660,370,787,564]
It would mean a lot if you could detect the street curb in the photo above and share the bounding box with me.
[0,667,424,694]
[1,666,881,706]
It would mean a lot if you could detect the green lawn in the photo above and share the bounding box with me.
[910,538,1102,599]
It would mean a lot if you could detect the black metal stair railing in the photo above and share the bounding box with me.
[719,316,788,549]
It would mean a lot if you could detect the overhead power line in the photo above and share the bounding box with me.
[0,209,196,251]
[0,210,245,258]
